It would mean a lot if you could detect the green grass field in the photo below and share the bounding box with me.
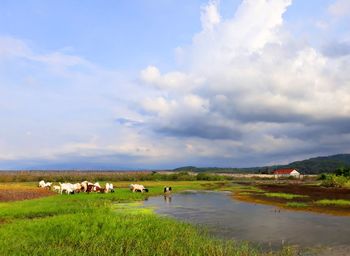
[0,181,302,255]
[0,182,251,255]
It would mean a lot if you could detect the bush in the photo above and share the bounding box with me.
[318,173,327,180]
[321,174,349,188]
[196,173,225,181]
[335,167,350,177]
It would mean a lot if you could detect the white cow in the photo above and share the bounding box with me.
[38,180,52,189]
[38,180,46,188]
[53,185,61,193]
[81,181,88,192]
[129,184,148,193]
[105,183,115,193]
[93,182,101,192]
[164,186,172,193]
[59,183,74,194]
[45,182,52,189]
[73,183,82,192]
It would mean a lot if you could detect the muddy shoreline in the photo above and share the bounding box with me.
[233,183,350,216]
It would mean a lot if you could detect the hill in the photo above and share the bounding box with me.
[281,154,350,174]
[174,154,350,174]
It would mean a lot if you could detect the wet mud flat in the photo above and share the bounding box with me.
[236,183,350,216]
[259,184,350,200]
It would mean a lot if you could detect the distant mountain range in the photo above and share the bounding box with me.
[174,154,350,174]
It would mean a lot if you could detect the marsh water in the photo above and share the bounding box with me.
[143,191,350,250]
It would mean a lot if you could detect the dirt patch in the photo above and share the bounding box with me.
[0,188,55,202]
[0,218,8,224]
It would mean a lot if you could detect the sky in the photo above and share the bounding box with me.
[0,0,350,170]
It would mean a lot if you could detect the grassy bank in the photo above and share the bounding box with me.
[0,194,251,255]
[0,181,298,256]
[264,193,308,200]
[315,199,350,207]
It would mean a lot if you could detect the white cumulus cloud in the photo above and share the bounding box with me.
[329,0,350,17]
[136,0,350,165]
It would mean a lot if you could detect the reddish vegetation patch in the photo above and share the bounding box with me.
[0,188,55,202]
[234,183,350,216]
[258,184,350,200]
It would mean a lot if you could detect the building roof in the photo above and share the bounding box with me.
[273,168,297,175]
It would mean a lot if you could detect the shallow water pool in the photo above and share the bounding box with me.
[143,191,350,250]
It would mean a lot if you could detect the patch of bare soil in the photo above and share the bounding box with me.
[0,188,55,202]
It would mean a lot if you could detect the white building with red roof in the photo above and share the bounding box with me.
[273,168,300,178]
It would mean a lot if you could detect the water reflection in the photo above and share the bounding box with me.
[164,194,172,204]
[144,191,350,249]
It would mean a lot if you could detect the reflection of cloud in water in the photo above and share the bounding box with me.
[144,191,350,249]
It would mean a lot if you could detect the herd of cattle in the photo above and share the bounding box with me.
[38,180,153,194]
[38,180,172,195]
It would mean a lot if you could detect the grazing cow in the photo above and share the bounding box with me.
[38,180,46,188]
[73,183,82,193]
[53,185,61,193]
[81,181,88,192]
[94,186,102,192]
[129,184,149,193]
[105,183,115,193]
[44,182,52,189]
[93,182,101,192]
[38,180,52,189]
[109,183,115,193]
[59,183,74,194]
[80,181,93,192]
[164,186,172,193]
[86,184,94,193]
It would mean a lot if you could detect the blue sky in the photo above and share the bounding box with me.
[0,0,238,70]
[0,0,350,169]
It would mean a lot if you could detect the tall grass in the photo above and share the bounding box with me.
[0,171,228,182]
